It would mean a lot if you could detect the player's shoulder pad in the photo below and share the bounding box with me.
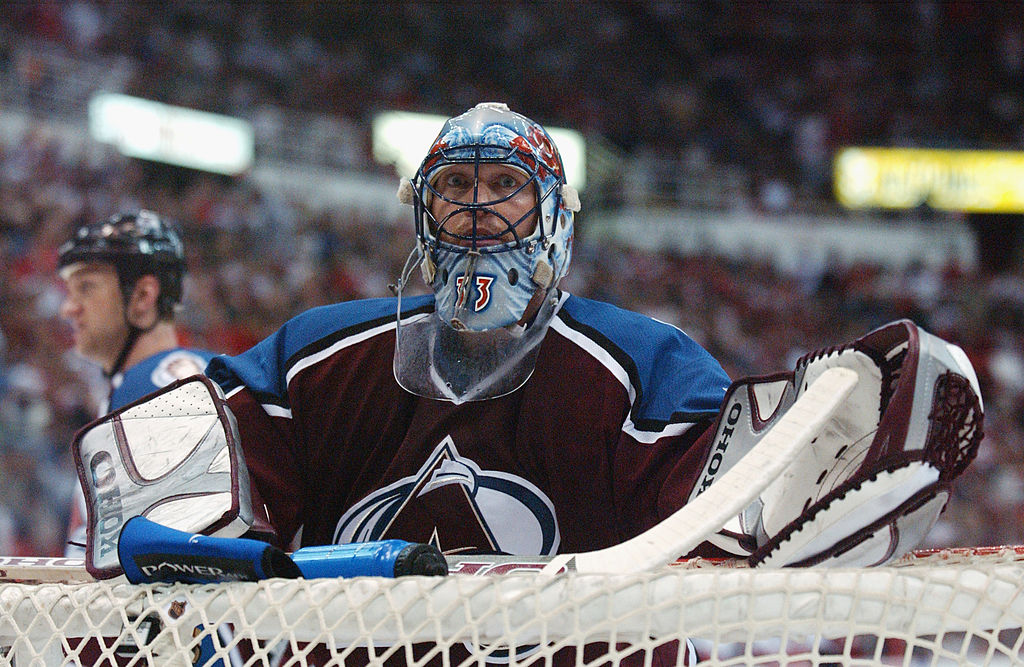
[279,296,430,359]
[149,348,216,384]
[111,347,218,411]
[556,294,730,420]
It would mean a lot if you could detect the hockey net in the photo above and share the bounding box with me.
[1,547,1023,666]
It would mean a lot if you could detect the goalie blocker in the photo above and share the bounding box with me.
[72,375,254,579]
[690,319,984,568]
[71,374,451,583]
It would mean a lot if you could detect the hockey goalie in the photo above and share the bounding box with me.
[66,316,982,667]
[72,318,982,578]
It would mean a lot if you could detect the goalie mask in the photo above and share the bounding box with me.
[393,103,580,403]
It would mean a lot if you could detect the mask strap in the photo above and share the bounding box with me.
[450,251,481,330]
[513,258,556,330]
[389,244,427,297]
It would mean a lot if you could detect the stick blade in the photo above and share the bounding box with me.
[0,557,94,584]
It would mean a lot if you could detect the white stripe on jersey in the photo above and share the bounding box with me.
[285,319,397,387]
[238,318,399,420]
[224,384,293,418]
[549,315,698,445]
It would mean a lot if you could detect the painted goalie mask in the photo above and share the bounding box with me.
[393,102,580,403]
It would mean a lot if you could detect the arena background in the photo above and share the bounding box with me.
[0,1,1021,558]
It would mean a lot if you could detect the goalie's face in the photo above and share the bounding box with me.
[59,262,130,368]
[405,105,576,335]
[428,163,539,249]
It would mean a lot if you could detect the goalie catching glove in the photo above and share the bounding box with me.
[690,319,983,568]
[72,375,254,579]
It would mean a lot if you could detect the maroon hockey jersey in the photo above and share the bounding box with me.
[206,292,730,665]
[207,293,730,558]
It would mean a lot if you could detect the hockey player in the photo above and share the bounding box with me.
[206,103,732,565]
[84,104,980,665]
[58,210,231,665]
[200,103,735,663]
[57,210,215,555]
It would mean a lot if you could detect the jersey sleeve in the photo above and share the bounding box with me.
[611,375,733,559]
[206,326,311,548]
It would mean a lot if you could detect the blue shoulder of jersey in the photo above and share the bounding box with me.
[110,347,218,412]
[557,294,730,425]
[206,295,433,407]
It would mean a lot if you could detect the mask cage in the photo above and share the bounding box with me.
[413,142,562,256]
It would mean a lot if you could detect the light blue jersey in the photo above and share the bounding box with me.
[106,347,216,412]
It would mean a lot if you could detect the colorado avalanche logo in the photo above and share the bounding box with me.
[150,350,208,387]
[333,437,559,556]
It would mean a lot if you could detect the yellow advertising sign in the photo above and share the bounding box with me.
[834,147,1024,212]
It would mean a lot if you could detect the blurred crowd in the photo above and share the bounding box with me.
[3,1,1024,211]
[0,2,1023,555]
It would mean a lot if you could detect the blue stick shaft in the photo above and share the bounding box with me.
[291,541,448,578]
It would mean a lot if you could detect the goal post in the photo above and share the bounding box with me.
[1,547,1023,665]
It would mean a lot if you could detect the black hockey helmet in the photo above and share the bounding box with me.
[58,210,186,318]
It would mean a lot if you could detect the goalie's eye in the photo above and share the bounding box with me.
[438,171,472,195]
[496,173,519,189]
[434,165,529,204]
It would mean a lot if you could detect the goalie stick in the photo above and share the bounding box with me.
[0,367,857,583]
[7,544,1024,583]
[535,365,858,575]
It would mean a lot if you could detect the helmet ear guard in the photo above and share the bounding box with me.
[560,184,581,213]
[396,179,415,206]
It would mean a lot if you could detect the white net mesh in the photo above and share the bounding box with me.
[1,548,1022,666]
